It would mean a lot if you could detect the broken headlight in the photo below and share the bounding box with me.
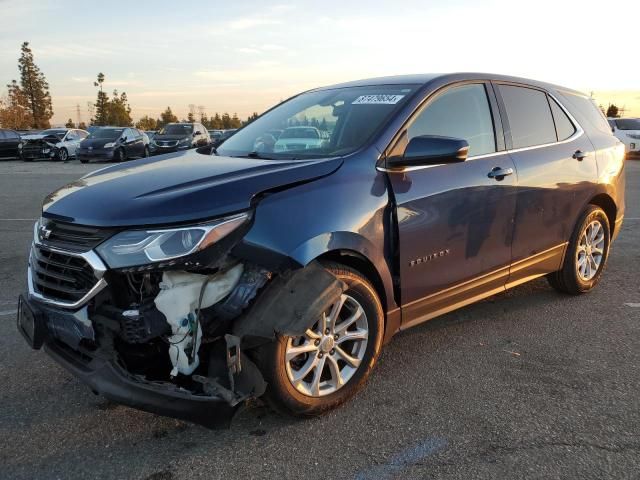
[96,212,249,268]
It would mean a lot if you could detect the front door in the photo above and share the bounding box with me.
[386,82,518,329]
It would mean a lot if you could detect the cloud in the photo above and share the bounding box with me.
[227,18,281,30]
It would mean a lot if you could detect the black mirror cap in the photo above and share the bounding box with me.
[388,135,469,169]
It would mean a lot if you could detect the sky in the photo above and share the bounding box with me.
[0,0,638,126]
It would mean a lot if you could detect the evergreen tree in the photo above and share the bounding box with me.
[244,112,259,125]
[16,42,53,129]
[65,118,75,128]
[158,107,178,128]
[107,89,133,126]
[187,111,195,122]
[221,112,232,129]
[93,73,109,125]
[78,121,87,130]
[212,113,222,129]
[606,104,619,118]
[230,113,241,128]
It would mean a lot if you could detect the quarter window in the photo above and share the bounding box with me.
[498,85,556,149]
[408,84,496,157]
[548,97,576,141]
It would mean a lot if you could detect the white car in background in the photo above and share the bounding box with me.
[21,128,89,161]
[608,118,640,158]
[273,126,329,153]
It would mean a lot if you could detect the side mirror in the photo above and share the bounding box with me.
[120,137,127,142]
[387,135,469,169]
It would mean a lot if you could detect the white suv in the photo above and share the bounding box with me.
[608,118,640,158]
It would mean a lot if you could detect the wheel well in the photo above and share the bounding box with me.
[589,194,617,235]
[316,250,387,312]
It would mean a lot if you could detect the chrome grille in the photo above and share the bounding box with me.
[30,246,99,304]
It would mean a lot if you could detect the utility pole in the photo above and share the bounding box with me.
[76,103,82,127]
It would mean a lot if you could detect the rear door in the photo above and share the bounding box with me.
[386,82,518,328]
[494,83,598,287]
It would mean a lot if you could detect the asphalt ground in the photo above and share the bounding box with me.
[0,158,639,480]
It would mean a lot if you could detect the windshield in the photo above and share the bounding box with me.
[159,124,193,135]
[88,128,124,140]
[41,129,67,140]
[615,119,640,130]
[217,85,417,159]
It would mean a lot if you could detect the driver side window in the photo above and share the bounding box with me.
[408,83,496,157]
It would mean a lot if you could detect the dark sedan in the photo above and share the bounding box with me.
[77,127,149,163]
[0,129,22,159]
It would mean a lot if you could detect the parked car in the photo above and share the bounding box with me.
[608,117,640,158]
[150,122,210,155]
[17,73,625,428]
[144,130,157,143]
[77,127,150,163]
[211,129,238,148]
[21,128,88,161]
[274,126,329,152]
[0,128,22,159]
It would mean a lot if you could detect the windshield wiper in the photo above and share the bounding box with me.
[245,151,274,160]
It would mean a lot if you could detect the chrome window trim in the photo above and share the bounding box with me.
[376,91,585,174]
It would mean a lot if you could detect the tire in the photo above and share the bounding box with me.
[254,263,384,417]
[58,148,68,162]
[547,205,610,295]
[143,146,150,158]
[115,148,126,162]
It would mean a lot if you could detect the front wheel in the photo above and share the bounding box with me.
[115,148,126,162]
[547,205,610,295]
[254,264,384,416]
[58,148,68,162]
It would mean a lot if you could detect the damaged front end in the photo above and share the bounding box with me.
[21,135,61,160]
[18,213,345,428]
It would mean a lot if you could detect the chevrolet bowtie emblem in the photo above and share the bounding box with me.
[39,225,52,241]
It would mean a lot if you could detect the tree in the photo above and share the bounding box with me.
[15,42,53,129]
[606,104,619,118]
[0,80,31,129]
[92,73,109,125]
[244,112,259,125]
[230,113,241,128]
[65,118,75,128]
[78,121,87,130]
[211,113,222,129]
[107,89,132,126]
[157,107,178,128]
[135,115,158,130]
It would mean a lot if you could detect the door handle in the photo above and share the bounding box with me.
[487,167,514,180]
[573,150,587,161]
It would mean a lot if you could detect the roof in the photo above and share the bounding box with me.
[315,72,586,97]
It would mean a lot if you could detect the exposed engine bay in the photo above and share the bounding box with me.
[35,244,344,427]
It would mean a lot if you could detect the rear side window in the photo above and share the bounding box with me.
[408,83,496,156]
[548,97,576,141]
[558,91,611,136]
[499,85,556,149]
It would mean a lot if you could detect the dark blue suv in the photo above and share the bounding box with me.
[17,73,625,427]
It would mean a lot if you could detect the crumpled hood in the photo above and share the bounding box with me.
[22,133,58,142]
[42,149,343,227]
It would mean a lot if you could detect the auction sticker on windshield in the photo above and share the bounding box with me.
[352,94,405,105]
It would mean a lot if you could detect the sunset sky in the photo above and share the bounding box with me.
[1,0,638,125]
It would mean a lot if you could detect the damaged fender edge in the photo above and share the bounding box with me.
[232,261,347,343]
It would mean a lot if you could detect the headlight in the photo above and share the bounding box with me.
[96,212,249,268]
[103,142,116,148]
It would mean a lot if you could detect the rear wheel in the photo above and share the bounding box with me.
[547,205,610,294]
[254,264,384,416]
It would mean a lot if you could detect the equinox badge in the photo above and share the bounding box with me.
[410,249,450,267]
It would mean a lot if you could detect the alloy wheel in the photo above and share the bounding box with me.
[576,220,605,281]
[285,294,369,397]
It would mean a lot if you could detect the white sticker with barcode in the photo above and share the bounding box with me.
[352,94,405,105]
